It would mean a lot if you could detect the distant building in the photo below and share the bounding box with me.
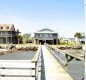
[75,32,85,44]
[68,38,75,42]
[0,24,20,44]
[34,28,59,44]
[79,32,85,44]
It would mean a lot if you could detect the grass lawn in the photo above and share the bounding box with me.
[0,43,39,47]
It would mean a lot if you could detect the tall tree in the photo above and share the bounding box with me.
[22,33,31,38]
[17,35,23,44]
[74,32,81,44]
[22,33,31,43]
[74,32,81,38]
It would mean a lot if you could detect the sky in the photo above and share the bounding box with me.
[0,0,85,38]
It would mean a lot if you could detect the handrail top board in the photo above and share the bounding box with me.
[52,46,84,61]
[45,43,84,61]
[32,45,41,62]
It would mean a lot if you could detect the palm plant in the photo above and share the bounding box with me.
[74,32,81,44]
[74,32,81,38]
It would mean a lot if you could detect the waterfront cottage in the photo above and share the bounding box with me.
[34,28,59,44]
[0,24,20,44]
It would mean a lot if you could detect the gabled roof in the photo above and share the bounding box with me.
[35,27,58,33]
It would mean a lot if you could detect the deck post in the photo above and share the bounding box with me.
[35,61,38,80]
[65,54,74,70]
[57,51,60,62]
[65,54,68,70]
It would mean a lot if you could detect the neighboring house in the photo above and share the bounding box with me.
[79,33,85,44]
[75,32,85,44]
[34,28,59,44]
[68,38,75,42]
[0,24,20,44]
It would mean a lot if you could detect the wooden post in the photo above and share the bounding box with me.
[65,54,68,70]
[57,51,60,62]
[35,61,37,80]
[65,54,74,70]
[11,31,12,43]
[34,39,36,44]
[6,31,7,44]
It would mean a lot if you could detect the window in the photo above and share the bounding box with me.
[44,34,48,38]
[8,31,11,34]
[0,26,3,29]
[40,34,42,37]
[49,34,52,37]
[5,26,9,29]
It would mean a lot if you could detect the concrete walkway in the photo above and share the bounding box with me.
[42,45,73,80]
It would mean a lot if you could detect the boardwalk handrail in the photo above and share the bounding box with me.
[45,43,65,64]
[52,46,84,61]
[32,45,41,62]
[44,43,84,69]
[32,45,42,80]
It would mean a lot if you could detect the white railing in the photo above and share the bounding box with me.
[0,45,42,80]
[32,45,42,80]
[44,43,84,69]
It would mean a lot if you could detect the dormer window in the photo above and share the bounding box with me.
[5,26,9,29]
[0,26,3,29]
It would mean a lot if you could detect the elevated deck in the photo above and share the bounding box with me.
[42,45,73,80]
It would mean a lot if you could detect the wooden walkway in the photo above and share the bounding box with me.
[0,60,35,80]
[42,45,73,80]
[0,45,75,80]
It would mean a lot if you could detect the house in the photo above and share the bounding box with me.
[0,24,20,44]
[79,32,85,44]
[34,28,59,44]
[68,38,75,42]
[75,32,85,44]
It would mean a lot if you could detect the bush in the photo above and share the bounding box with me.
[60,41,67,45]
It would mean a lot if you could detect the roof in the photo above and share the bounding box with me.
[0,24,15,31]
[35,27,58,33]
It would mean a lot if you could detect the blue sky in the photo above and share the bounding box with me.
[0,0,85,38]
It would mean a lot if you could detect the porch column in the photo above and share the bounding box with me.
[56,39,58,44]
[53,39,54,44]
[45,40,46,43]
[34,39,36,44]
[38,39,39,44]
[6,31,8,43]
[11,31,12,43]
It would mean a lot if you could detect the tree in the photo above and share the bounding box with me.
[17,35,23,44]
[74,32,81,44]
[74,32,81,38]
[22,33,31,43]
[22,33,31,38]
